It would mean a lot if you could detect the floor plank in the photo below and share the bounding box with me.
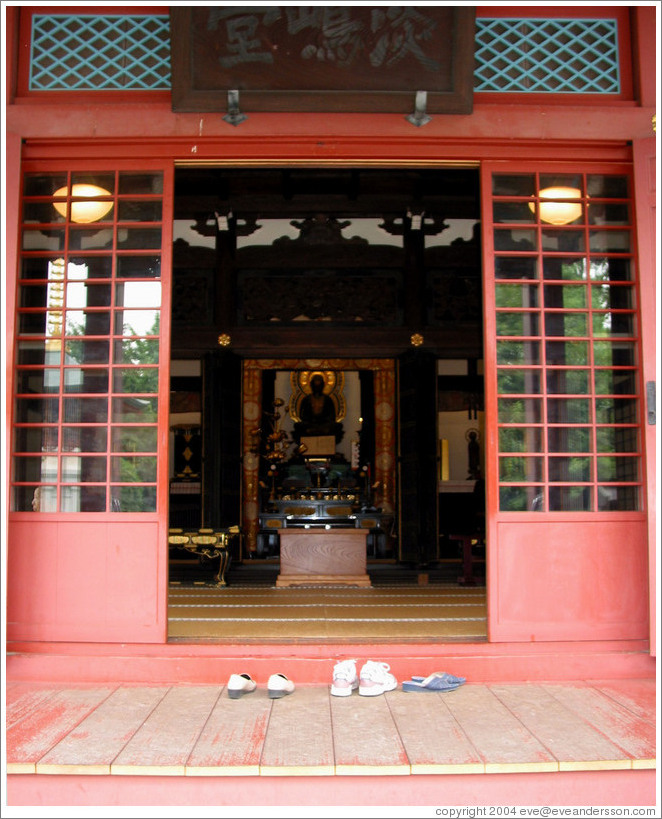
[259,686,335,775]
[543,683,657,767]
[111,686,222,775]
[6,684,117,772]
[35,686,169,775]
[330,692,410,775]
[590,678,657,722]
[386,688,484,774]
[185,686,272,775]
[490,683,632,772]
[443,685,558,773]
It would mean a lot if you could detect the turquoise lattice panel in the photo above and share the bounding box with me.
[474,18,620,93]
[30,15,170,91]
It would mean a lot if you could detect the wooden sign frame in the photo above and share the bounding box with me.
[170,6,475,115]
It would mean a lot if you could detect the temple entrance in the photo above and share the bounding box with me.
[167,165,485,634]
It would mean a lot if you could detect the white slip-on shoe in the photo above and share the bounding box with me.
[358,661,398,697]
[331,659,359,697]
[267,673,295,699]
[227,673,257,699]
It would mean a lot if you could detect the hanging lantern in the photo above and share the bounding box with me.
[53,184,113,223]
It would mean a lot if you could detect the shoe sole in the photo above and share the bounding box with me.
[228,688,255,699]
[359,680,397,696]
[330,683,359,697]
[268,689,293,698]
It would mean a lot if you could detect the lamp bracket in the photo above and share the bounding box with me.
[405,91,431,127]
[223,90,247,126]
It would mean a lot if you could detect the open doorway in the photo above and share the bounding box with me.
[167,166,485,630]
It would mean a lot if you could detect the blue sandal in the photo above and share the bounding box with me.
[402,672,466,692]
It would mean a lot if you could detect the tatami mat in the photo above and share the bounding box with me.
[168,584,487,641]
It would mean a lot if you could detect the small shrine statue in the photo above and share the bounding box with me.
[467,429,480,480]
[293,373,344,444]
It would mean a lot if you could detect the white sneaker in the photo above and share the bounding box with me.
[267,673,295,699]
[359,661,397,697]
[331,659,359,697]
[227,673,257,699]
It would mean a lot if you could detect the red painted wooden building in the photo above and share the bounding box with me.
[3,3,658,808]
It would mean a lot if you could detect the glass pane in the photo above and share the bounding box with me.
[545,341,588,366]
[496,313,540,336]
[547,398,591,423]
[587,175,628,198]
[116,255,161,279]
[17,340,60,365]
[111,456,157,482]
[495,284,539,308]
[499,456,543,482]
[113,339,159,365]
[23,229,65,251]
[71,172,115,193]
[112,485,156,512]
[15,368,60,394]
[548,427,591,452]
[117,227,161,249]
[14,426,58,452]
[588,202,630,226]
[549,486,592,511]
[15,397,59,423]
[66,282,112,309]
[592,312,635,338]
[542,257,586,281]
[548,456,591,482]
[492,174,535,196]
[546,369,589,394]
[116,281,161,307]
[15,484,57,512]
[594,341,636,367]
[114,309,160,336]
[591,284,634,310]
[112,396,158,422]
[61,456,107,482]
[541,230,585,252]
[111,427,158,452]
[117,200,162,222]
[589,257,632,282]
[596,427,638,453]
[118,172,163,195]
[23,173,68,196]
[113,367,159,394]
[68,256,113,279]
[64,339,110,364]
[539,173,583,192]
[589,230,631,253]
[494,257,538,280]
[597,455,638,482]
[594,370,637,395]
[498,398,542,423]
[64,367,109,393]
[492,201,536,224]
[60,485,106,512]
[63,397,108,423]
[499,485,543,511]
[62,426,108,452]
[497,369,541,394]
[13,455,57,482]
[497,341,540,365]
[19,283,49,309]
[68,228,114,251]
[498,427,543,452]
[597,485,638,511]
[595,397,638,424]
[544,312,587,337]
[544,284,586,309]
[65,310,111,336]
[21,257,62,280]
[494,229,537,251]
[23,201,66,224]
[18,312,49,335]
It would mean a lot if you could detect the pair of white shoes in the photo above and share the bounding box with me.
[331,659,397,697]
[227,672,295,699]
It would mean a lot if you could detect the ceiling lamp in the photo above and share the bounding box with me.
[53,184,113,224]
[530,186,583,226]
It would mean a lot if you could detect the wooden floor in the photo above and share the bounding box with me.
[7,677,655,779]
[167,583,488,641]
